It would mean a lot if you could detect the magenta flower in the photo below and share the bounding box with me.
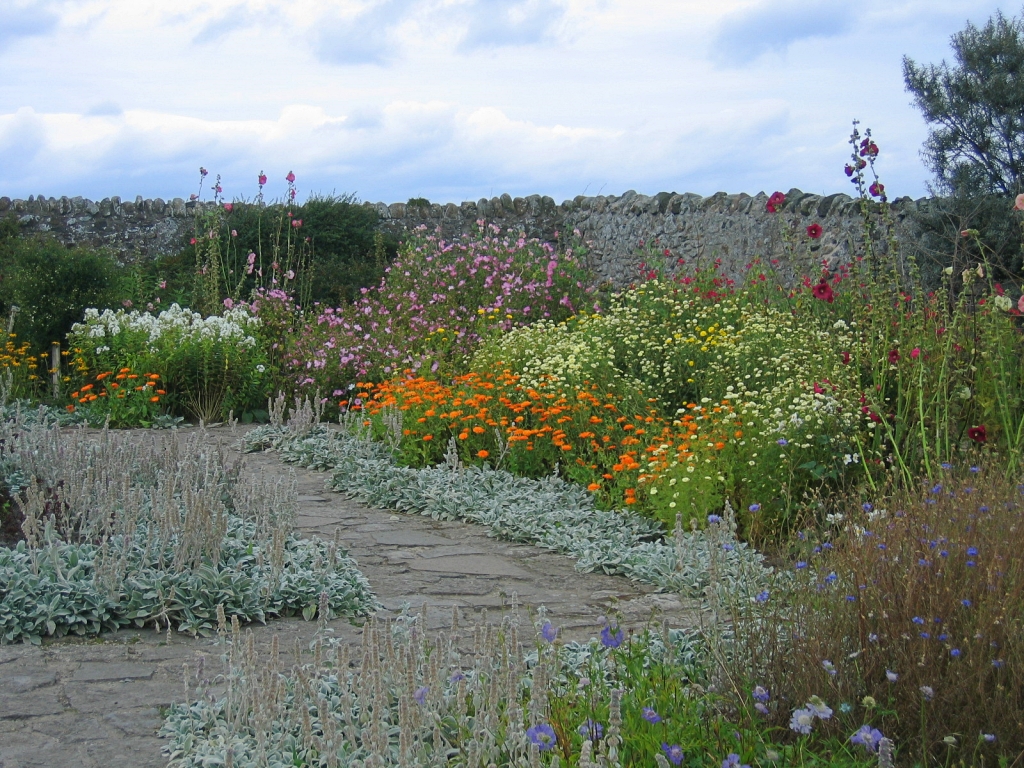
[286,170,296,183]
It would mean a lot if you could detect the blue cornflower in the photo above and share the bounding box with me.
[862,502,873,512]
[939,550,949,558]
[777,438,788,446]
[931,484,942,494]
[541,621,557,643]
[918,558,930,566]
[993,659,1005,668]
[846,595,856,602]
[950,648,961,657]
[414,686,429,705]
[920,632,931,639]
[795,561,808,570]
[749,503,761,512]
[967,547,979,556]
[970,466,980,473]
[979,505,989,513]
[527,723,557,751]
[600,623,624,649]
[967,561,977,567]
[938,634,948,641]
[577,719,604,741]
[642,707,662,723]
[940,462,952,470]
[961,599,972,607]
[754,589,770,603]
[661,743,685,765]
[752,686,770,702]
[912,616,925,625]
[850,724,885,753]
[708,514,722,524]
[822,542,833,550]
[824,572,837,584]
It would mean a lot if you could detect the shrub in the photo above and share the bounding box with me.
[0,236,129,356]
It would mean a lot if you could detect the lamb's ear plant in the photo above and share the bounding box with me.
[0,411,377,644]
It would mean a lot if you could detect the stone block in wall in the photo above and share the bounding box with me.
[443,203,459,218]
[460,201,477,217]
[500,193,513,213]
[477,198,490,217]
[99,198,113,217]
[429,203,442,218]
[389,202,406,218]
[0,197,10,212]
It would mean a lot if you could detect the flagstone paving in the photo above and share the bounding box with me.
[0,426,704,768]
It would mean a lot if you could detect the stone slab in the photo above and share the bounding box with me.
[404,555,532,578]
[71,663,156,682]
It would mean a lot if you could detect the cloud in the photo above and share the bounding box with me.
[0,107,48,181]
[315,0,420,66]
[0,1,59,54]
[192,4,261,45]
[712,0,856,65]
[85,101,124,117]
[458,0,568,50]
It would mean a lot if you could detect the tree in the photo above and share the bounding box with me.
[903,7,1024,197]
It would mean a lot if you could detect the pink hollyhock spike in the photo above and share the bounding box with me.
[258,172,267,186]
[286,170,296,183]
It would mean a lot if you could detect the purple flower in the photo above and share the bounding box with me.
[526,723,556,750]
[541,621,557,643]
[661,743,685,765]
[708,514,722,524]
[414,686,428,705]
[600,623,624,648]
[642,706,662,723]
[795,561,808,570]
[722,754,751,768]
[850,725,885,753]
[577,719,603,741]
[754,590,769,603]
[806,695,832,720]
[821,659,837,675]
[752,686,770,703]
[886,670,898,683]
[748,503,761,512]
[920,685,934,701]
[754,702,770,715]
[789,707,815,734]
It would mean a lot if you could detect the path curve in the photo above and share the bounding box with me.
[0,426,703,768]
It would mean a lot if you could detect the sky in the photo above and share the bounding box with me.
[0,0,1016,207]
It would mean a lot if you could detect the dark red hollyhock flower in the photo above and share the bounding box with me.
[812,280,834,303]
[888,348,900,364]
[841,351,851,364]
[806,223,823,239]
[968,425,987,443]
[766,191,786,213]
[869,182,885,198]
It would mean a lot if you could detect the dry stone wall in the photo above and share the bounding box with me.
[1,189,933,289]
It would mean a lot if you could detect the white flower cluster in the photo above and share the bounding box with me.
[73,304,260,350]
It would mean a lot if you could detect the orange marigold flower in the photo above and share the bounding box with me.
[80,384,94,391]
[472,425,486,434]
[587,482,600,492]
[423,434,433,441]
[477,449,489,459]
[150,396,160,402]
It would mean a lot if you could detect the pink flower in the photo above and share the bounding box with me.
[292,219,302,228]
[1019,295,1024,313]
[888,348,900,364]
[224,203,233,212]
[811,280,834,303]
[223,298,234,309]
[910,347,920,359]
[189,193,198,201]
[286,170,296,183]
[158,280,167,289]
[1014,193,1024,211]
[190,237,197,245]
[258,172,267,186]
[285,270,295,280]
[869,182,885,198]
[246,252,256,265]
[231,229,237,237]
[199,167,208,177]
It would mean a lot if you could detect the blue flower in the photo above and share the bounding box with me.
[722,543,734,551]
[845,595,856,602]
[940,462,952,470]
[600,623,624,649]
[850,724,884,753]
[722,753,751,768]
[661,743,685,765]
[795,561,808,570]
[931,484,942,493]
[789,707,815,734]
[824,572,837,584]
[993,659,1005,668]
[577,719,603,741]
[752,686,770,702]
[821,660,837,675]
[961,599,972,607]
[749,503,761,512]
[642,707,662,723]
[982,733,997,743]
[754,590,769,603]
[450,671,466,683]
[950,648,961,657]
[777,438,788,446]
[414,686,429,705]
[527,723,556,750]
[708,514,722,524]
[970,466,980,473]
[967,547,979,556]
[862,502,873,512]
[886,670,898,682]
[839,702,853,713]
[912,616,925,625]
[541,621,557,643]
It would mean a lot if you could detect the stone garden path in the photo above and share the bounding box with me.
[0,426,703,768]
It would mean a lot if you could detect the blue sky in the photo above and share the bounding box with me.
[0,0,1015,206]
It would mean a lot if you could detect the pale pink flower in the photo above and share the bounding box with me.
[158,280,167,289]
[231,229,237,237]
[285,270,295,280]
[223,203,233,212]
[1014,193,1024,211]
[223,298,234,309]
[286,170,295,183]
[1019,295,1024,313]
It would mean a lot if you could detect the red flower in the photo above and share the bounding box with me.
[840,351,851,364]
[806,223,823,239]
[888,348,900,364]
[968,425,987,443]
[812,280,834,303]
[766,191,786,213]
[910,347,920,359]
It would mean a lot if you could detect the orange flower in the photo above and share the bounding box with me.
[472,425,486,434]
[587,482,600,491]
[150,396,160,402]
[80,384,93,392]
[477,449,489,459]
[423,434,433,441]
[119,367,131,373]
